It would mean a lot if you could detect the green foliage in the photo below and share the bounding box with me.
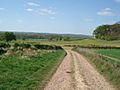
[0,49,6,55]
[0,32,16,42]
[93,24,120,41]
[13,43,31,48]
[0,42,10,48]
[0,42,10,55]
[4,32,16,42]
[0,32,5,41]
[0,41,65,89]
[0,50,66,90]
[34,44,63,50]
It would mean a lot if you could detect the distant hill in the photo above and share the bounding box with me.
[115,21,120,24]
[15,32,91,41]
[0,31,91,41]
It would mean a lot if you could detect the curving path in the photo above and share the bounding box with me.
[44,50,115,90]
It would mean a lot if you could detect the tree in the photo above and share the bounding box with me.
[4,32,16,42]
[93,24,120,40]
[0,32,5,41]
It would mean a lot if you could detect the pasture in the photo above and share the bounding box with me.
[0,42,66,90]
[95,49,120,60]
[16,39,120,47]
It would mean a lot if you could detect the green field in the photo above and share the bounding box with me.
[74,48,120,90]
[95,49,120,60]
[16,39,120,47]
[0,50,65,90]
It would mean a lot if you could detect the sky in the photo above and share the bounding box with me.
[0,0,120,35]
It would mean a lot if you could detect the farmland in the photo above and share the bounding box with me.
[95,49,120,60]
[0,33,120,90]
[16,39,120,47]
[0,37,120,90]
[0,42,66,90]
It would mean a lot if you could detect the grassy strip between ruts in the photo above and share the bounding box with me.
[73,48,120,90]
[0,50,66,90]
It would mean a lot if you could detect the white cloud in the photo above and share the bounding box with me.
[26,8,34,12]
[38,8,56,15]
[97,11,114,16]
[104,8,112,11]
[26,8,56,16]
[0,8,5,11]
[115,0,120,2]
[27,2,39,6]
[97,8,115,16]
[25,2,57,16]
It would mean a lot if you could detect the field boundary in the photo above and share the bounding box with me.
[100,54,120,62]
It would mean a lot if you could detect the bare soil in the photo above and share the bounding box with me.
[44,50,115,90]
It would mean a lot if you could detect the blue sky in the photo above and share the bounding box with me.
[0,0,120,35]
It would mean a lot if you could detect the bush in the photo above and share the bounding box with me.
[13,43,31,48]
[13,43,19,48]
[34,44,63,50]
[0,48,6,55]
[0,43,10,48]
[20,43,31,48]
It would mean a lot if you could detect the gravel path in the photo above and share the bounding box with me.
[44,50,115,90]
[44,50,74,90]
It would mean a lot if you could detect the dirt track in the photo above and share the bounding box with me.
[44,50,115,90]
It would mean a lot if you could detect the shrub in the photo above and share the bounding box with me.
[20,43,31,48]
[0,48,6,55]
[0,43,10,48]
[13,43,31,48]
[34,44,63,50]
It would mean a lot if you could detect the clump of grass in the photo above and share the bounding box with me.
[74,48,120,90]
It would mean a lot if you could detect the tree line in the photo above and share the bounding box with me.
[93,24,120,40]
[0,32,16,42]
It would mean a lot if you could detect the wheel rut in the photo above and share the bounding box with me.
[44,50,115,90]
